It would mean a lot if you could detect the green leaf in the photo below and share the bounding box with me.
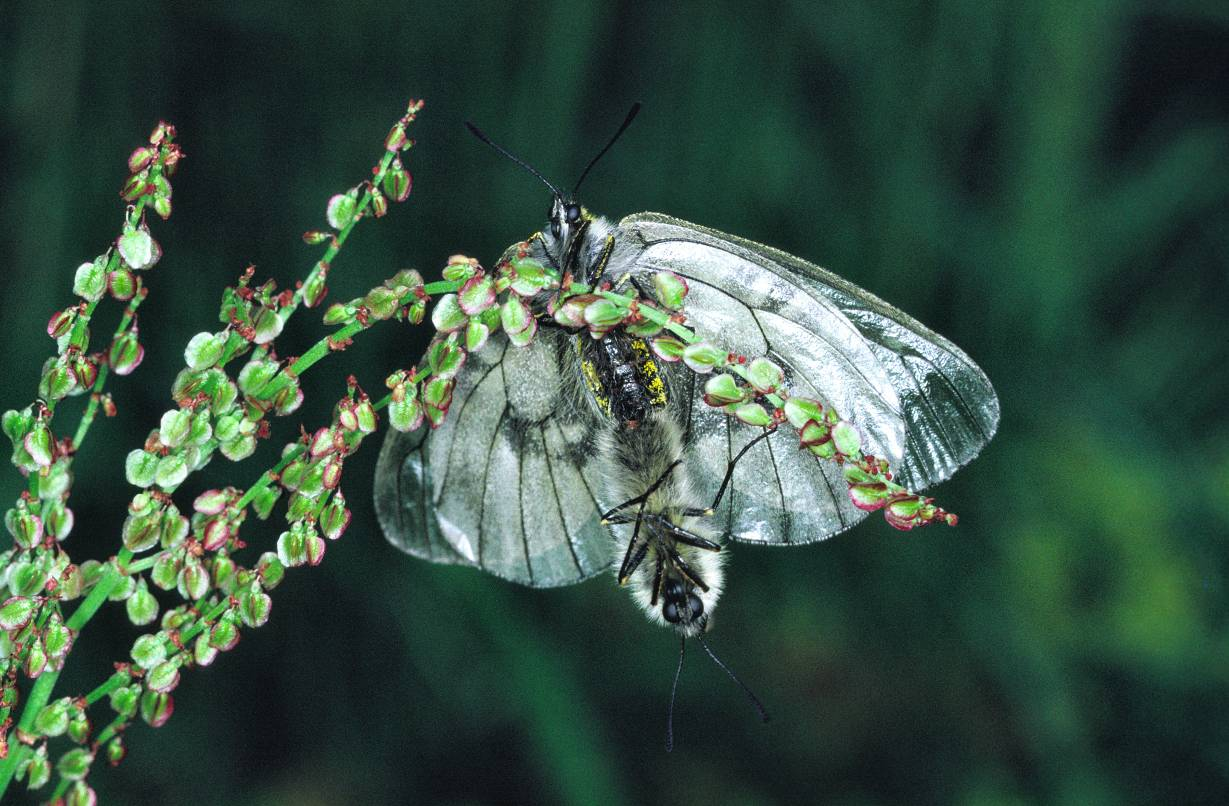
[24,423,54,467]
[126,580,159,625]
[146,659,180,693]
[465,319,490,352]
[784,396,824,429]
[117,225,160,270]
[651,336,686,362]
[131,633,167,669]
[653,271,688,309]
[501,295,532,334]
[326,191,358,230]
[125,449,159,488]
[183,332,225,370]
[388,396,422,432]
[0,596,36,631]
[702,374,746,407]
[431,294,467,333]
[459,275,496,315]
[238,590,272,628]
[427,338,466,380]
[56,748,94,783]
[682,343,725,374]
[831,420,862,456]
[582,298,625,330]
[509,258,555,296]
[33,698,71,738]
[746,357,784,394]
[732,403,772,427]
[159,409,192,448]
[139,689,174,727]
[507,316,538,347]
[252,306,285,345]
[155,453,188,489]
[73,257,108,301]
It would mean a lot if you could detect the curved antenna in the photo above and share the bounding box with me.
[572,102,642,196]
[464,121,562,199]
[697,636,770,725]
[665,636,687,752]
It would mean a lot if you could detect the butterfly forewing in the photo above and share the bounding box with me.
[617,212,999,542]
[374,328,614,587]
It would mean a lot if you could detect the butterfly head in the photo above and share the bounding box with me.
[548,195,584,248]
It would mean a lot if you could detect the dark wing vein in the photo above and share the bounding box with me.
[517,427,534,585]
[437,349,505,504]
[539,422,584,575]
[477,401,511,569]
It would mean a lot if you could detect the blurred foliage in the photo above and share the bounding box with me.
[1,1,1227,803]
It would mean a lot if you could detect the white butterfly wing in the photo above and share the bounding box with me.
[619,212,1000,544]
[374,329,614,587]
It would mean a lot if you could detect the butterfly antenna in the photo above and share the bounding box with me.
[572,102,642,196]
[464,121,562,199]
[697,636,770,724]
[665,636,687,753]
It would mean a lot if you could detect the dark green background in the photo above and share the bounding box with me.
[2,2,1227,803]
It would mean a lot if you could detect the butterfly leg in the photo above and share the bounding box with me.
[664,523,721,552]
[664,544,710,592]
[649,553,666,606]
[601,459,683,522]
[688,426,779,516]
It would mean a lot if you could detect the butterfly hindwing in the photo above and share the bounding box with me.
[375,328,614,587]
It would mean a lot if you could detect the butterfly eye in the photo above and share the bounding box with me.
[565,203,581,224]
[662,600,681,623]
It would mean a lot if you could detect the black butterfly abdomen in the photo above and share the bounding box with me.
[578,332,667,427]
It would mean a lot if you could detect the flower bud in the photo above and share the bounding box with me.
[24,749,51,789]
[183,331,225,370]
[702,374,746,407]
[139,690,174,728]
[653,271,689,310]
[106,737,126,766]
[430,294,467,333]
[126,579,159,625]
[256,552,285,590]
[238,589,272,628]
[0,596,37,631]
[116,223,161,270]
[109,331,144,376]
[110,684,140,718]
[33,697,71,737]
[130,633,167,669]
[383,162,412,201]
[108,267,137,300]
[302,264,329,308]
[146,659,180,693]
[326,190,359,230]
[682,343,725,374]
[56,749,93,783]
[209,616,240,651]
[459,275,496,315]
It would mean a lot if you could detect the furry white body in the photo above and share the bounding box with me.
[597,410,725,636]
[537,214,728,636]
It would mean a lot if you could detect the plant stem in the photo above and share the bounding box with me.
[73,285,146,450]
[85,672,129,707]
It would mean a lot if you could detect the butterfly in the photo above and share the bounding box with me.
[374,105,1000,638]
